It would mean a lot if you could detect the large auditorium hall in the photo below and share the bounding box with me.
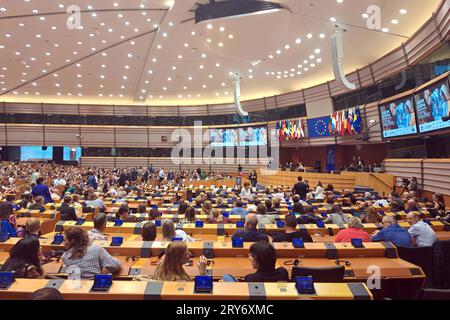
[0,0,450,310]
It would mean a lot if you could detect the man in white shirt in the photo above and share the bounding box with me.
[406,212,437,247]
[53,176,66,187]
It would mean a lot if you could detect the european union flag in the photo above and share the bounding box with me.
[307,116,333,138]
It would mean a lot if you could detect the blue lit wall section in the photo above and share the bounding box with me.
[20,146,53,161]
[63,147,82,161]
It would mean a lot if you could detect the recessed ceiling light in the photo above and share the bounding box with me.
[319,33,325,39]
[284,45,290,50]
[215,63,220,67]
[315,48,321,54]
[199,65,204,69]
[162,32,168,37]
[307,33,313,39]
[178,55,183,59]
[228,34,234,39]
[201,53,207,58]
[148,70,153,74]
[382,27,389,32]
[268,55,274,59]
[202,85,207,88]
[206,38,212,43]
[188,76,193,81]
[276,50,281,54]
[337,0,344,3]
[249,75,253,79]
[152,58,157,62]
[207,24,213,29]
[362,13,369,18]
[208,74,213,79]
[191,31,196,36]
[172,66,177,70]
[184,43,189,47]
[391,19,399,24]
[218,42,224,47]
[400,9,407,15]
[330,17,336,22]
[295,38,302,44]
[219,26,225,32]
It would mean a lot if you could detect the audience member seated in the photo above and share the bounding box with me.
[406,212,437,247]
[230,199,248,217]
[202,200,212,217]
[88,213,108,241]
[148,208,160,221]
[296,205,320,224]
[215,197,229,209]
[58,196,77,221]
[389,201,400,213]
[431,193,446,214]
[389,191,405,210]
[29,196,46,212]
[325,184,334,192]
[113,204,137,223]
[137,203,147,214]
[161,219,193,242]
[0,202,17,237]
[256,204,276,225]
[243,241,289,282]
[371,215,412,247]
[1,237,44,278]
[177,201,189,214]
[85,193,106,211]
[25,218,41,238]
[180,206,196,224]
[334,217,371,243]
[265,199,277,214]
[141,222,157,241]
[240,182,253,200]
[405,199,420,213]
[31,177,52,204]
[325,195,335,210]
[207,209,228,224]
[61,227,121,279]
[272,214,313,243]
[324,206,349,225]
[30,288,64,300]
[362,206,382,224]
[232,214,269,242]
[153,242,207,281]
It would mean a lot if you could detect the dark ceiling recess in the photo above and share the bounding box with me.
[195,0,284,24]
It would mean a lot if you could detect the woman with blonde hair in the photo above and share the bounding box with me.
[202,200,213,217]
[161,219,193,242]
[153,242,207,281]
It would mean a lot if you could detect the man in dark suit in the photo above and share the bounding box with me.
[58,195,77,221]
[292,176,309,200]
[232,214,268,242]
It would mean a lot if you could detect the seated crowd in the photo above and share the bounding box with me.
[0,163,448,299]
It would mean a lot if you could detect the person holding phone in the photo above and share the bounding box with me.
[153,242,207,281]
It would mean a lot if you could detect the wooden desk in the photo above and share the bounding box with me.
[15,217,57,235]
[0,279,373,300]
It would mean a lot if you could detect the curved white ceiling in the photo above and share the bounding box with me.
[0,0,442,106]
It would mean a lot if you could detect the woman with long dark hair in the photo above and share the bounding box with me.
[1,237,44,279]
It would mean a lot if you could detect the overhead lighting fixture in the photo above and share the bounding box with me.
[195,0,285,24]
[399,9,407,15]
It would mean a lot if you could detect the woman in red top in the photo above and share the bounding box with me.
[334,217,371,243]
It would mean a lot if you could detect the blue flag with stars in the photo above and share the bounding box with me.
[307,116,333,138]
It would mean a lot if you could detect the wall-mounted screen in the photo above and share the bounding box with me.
[20,146,53,161]
[238,126,267,146]
[379,96,417,139]
[210,128,238,147]
[63,147,82,161]
[414,78,450,134]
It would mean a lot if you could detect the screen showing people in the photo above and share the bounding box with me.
[210,126,267,146]
[379,97,417,138]
[414,78,450,133]
[238,126,267,146]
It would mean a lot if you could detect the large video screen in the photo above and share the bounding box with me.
[63,147,82,161]
[414,78,450,133]
[379,96,417,138]
[238,126,267,146]
[20,146,53,161]
[210,128,238,147]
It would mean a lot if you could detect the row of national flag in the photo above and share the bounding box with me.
[277,106,363,140]
[275,119,305,141]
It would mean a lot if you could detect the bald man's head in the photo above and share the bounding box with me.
[245,213,258,229]
[406,212,419,225]
[407,199,417,210]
